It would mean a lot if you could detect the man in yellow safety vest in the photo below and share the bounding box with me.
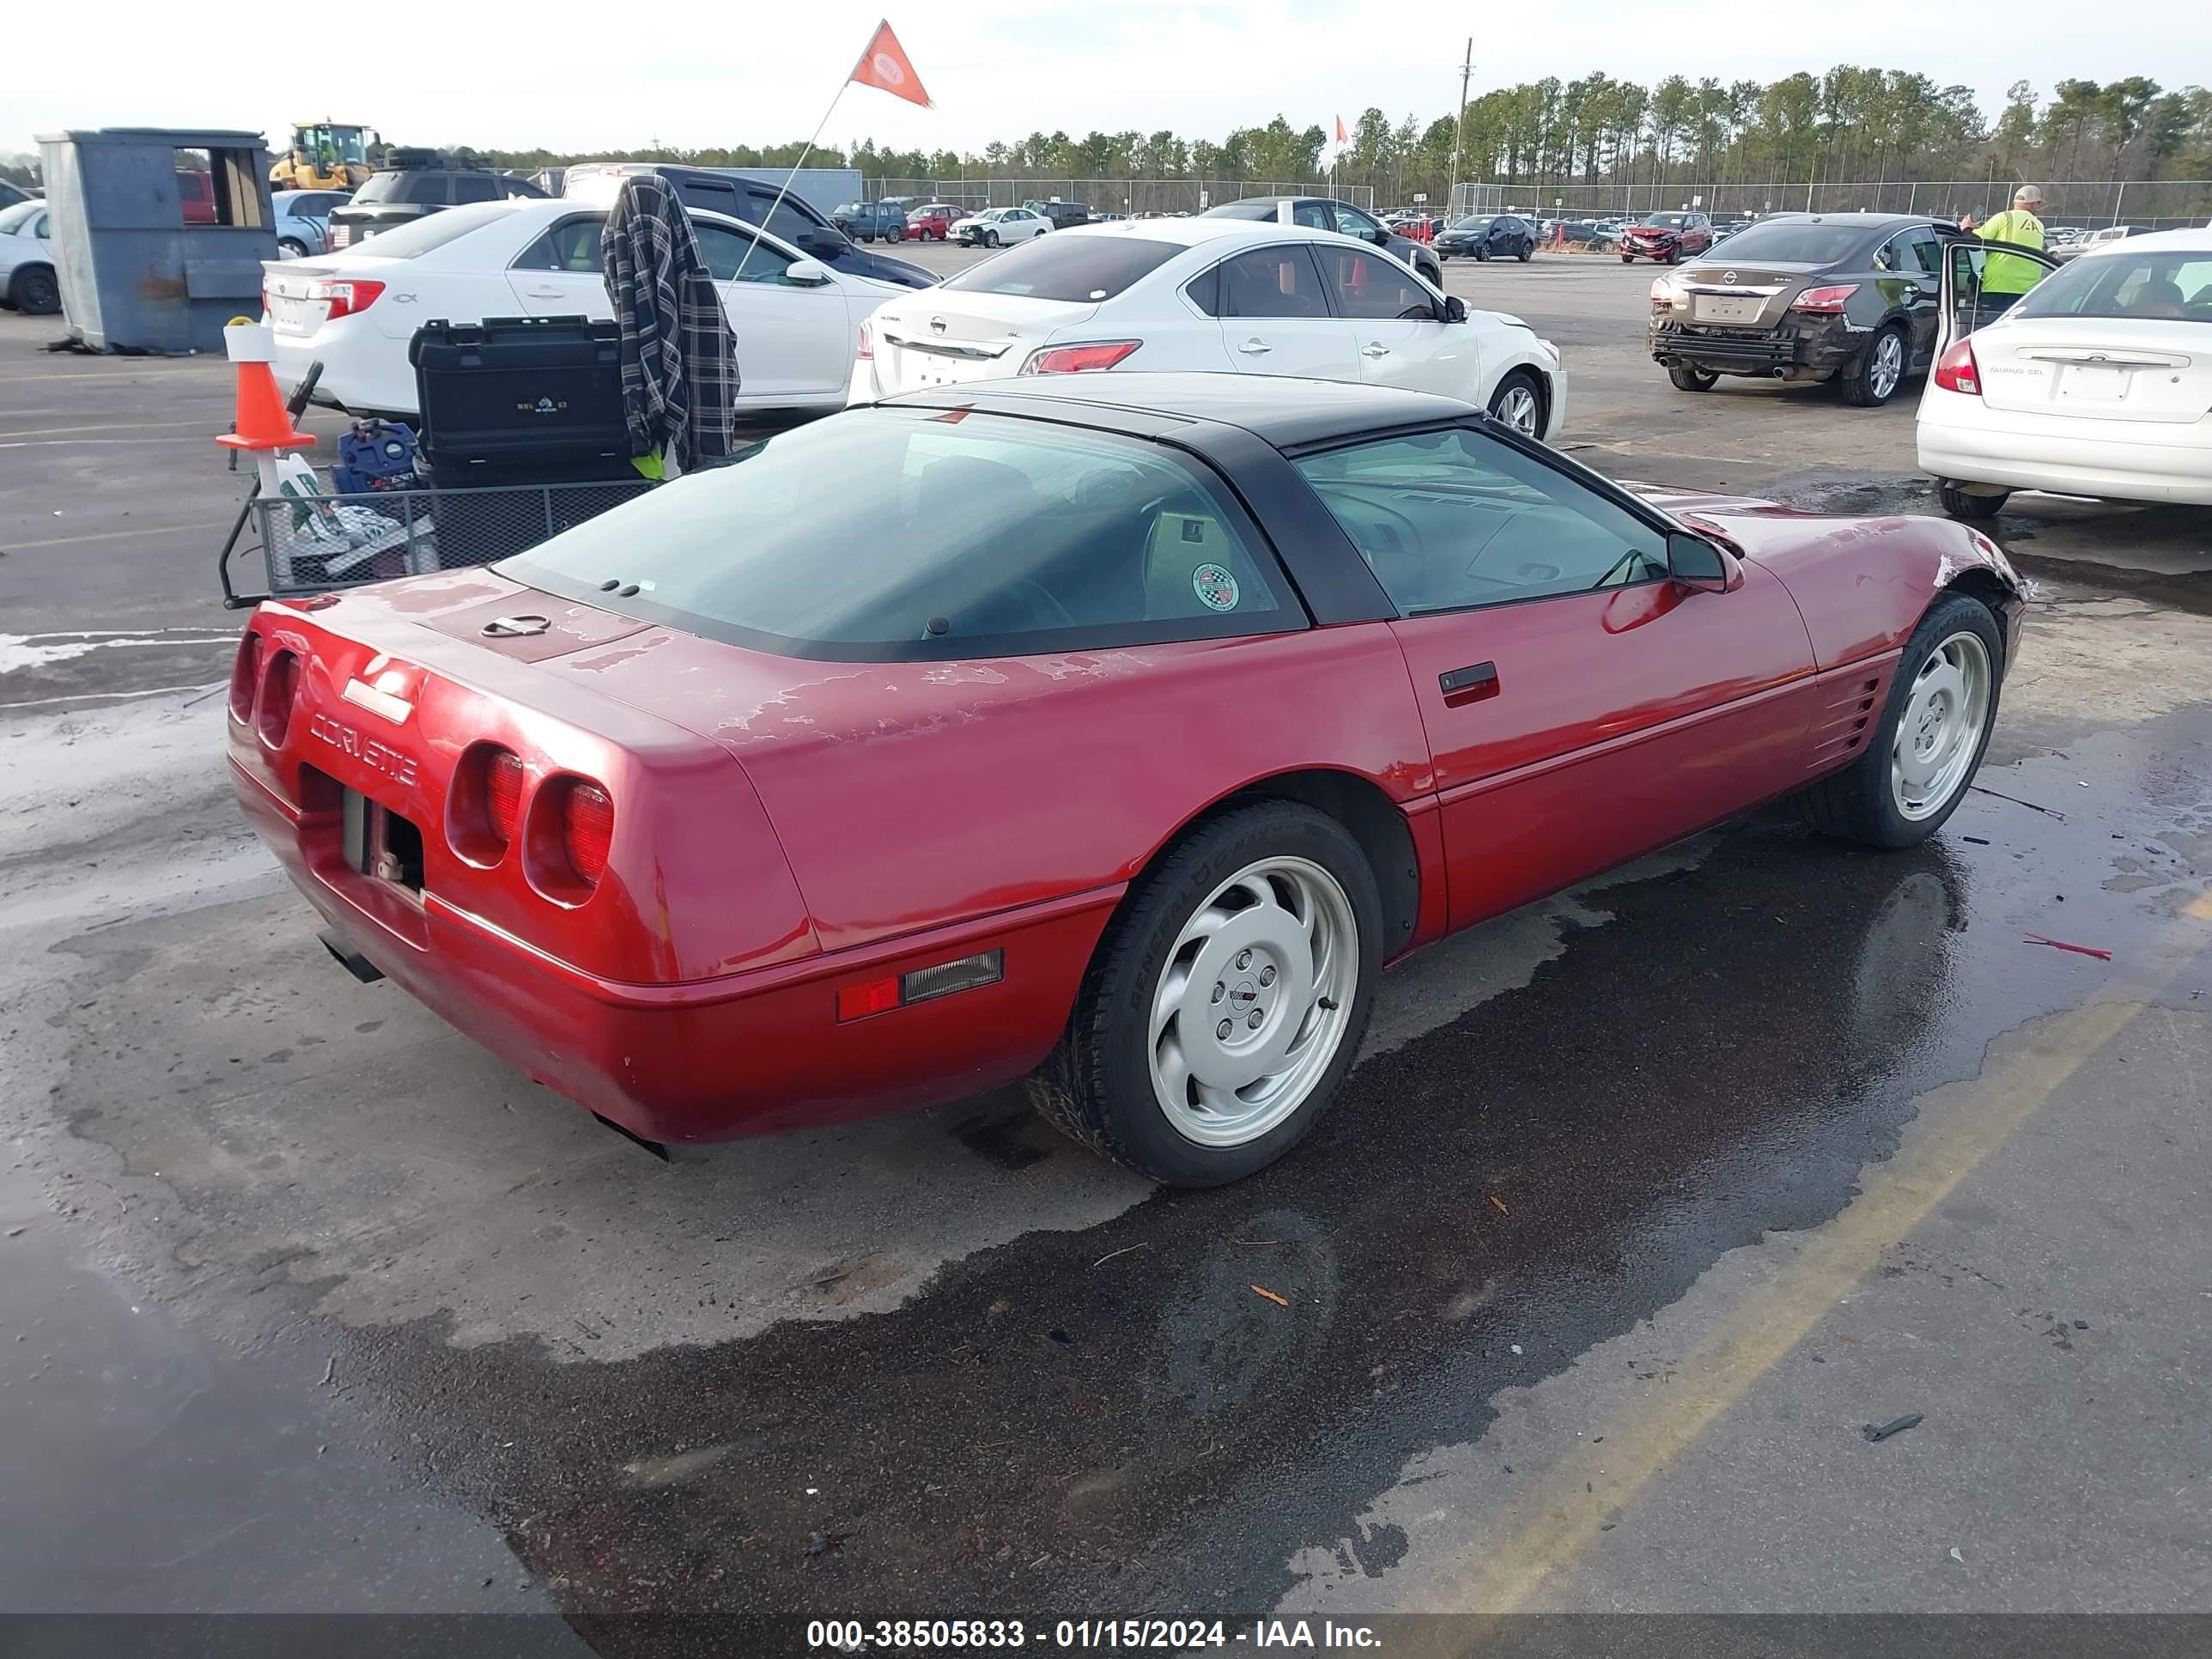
[1966,185,2047,316]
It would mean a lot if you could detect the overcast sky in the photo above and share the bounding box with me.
[12,0,2210,162]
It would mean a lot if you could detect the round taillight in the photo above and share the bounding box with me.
[257,649,298,747]
[524,775,613,903]
[228,631,262,723]
[446,743,524,867]
[561,782,614,887]
[486,750,525,843]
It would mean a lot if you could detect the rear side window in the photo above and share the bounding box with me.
[1216,246,1328,319]
[502,409,1298,660]
[939,234,1184,301]
[452,173,499,204]
[512,216,605,271]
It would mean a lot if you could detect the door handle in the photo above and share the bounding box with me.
[1237,338,1273,356]
[523,285,564,298]
[1361,343,1391,358]
[1438,661,1499,706]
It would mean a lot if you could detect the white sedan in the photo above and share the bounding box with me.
[262,199,908,418]
[950,207,1050,248]
[0,199,57,315]
[848,219,1565,441]
[1917,225,2212,517]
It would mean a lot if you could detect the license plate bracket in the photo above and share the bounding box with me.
[1694,295,1763,324]
[342,788,425,893]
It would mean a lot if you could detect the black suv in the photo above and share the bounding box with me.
[1200,196,1443,284]
[1648,212,1967,407]
[1023,200,1091,230]
[325,154,545,251]
[562,163,933,289]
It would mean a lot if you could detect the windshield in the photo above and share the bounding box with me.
[939,234,1182,302]
[331,202,511,258]
[0,201,41,235]
[1637,214,1692,228]
[1696,218,1870,264]
[1452,216,1493,230]
[502,409,1294,660]
[2013,248,2212,324]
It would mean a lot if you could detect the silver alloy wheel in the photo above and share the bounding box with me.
[1869,331,1905,399]
[1147,855,1359,1148]
[1493,383,1541,436]
[1891,631,1991,820]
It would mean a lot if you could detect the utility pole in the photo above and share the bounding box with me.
[1446,38,1474,217]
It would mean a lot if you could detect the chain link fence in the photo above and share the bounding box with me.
[866,178,1374,216]
[1443,179,2211,230]
[239,479,653,599]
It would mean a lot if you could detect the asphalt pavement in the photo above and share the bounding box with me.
[2,250,2209,1656]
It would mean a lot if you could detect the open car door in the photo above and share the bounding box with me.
[1935,239,2062,356]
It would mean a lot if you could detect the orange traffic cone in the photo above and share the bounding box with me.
[216,321,314,453]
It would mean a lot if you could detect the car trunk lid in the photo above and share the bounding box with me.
[868,296,1101,391]
[232,570,816,984]
[1969,319,2211,428]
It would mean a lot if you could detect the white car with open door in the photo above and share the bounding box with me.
[1917,226,2212,517]
[848,219,1566,441]
[262,199,907,419]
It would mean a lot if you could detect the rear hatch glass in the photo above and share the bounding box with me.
[938,233,1182,302]
[500,406,1299,660]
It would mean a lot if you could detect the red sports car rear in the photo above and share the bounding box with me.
[229,376,2025,1184]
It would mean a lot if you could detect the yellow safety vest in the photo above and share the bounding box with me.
[1978,210,2045,295]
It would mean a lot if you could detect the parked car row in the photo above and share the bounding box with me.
[848,219,1560,438]
[264,200,908,419]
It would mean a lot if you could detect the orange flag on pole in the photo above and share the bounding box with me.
[852,20,933,108]
[1334,114,1347,143]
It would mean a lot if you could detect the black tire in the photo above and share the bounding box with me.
[11,264,59,315]
[1840,323,1909,407]
[1668,363,1719,392]
[982,230,999,249]
[1486,367,1547,438]
[1474,243,1489,262]
[1026,801,1382,1186]
[1621,254,1635,264]
[1517,240,1534,261]
[1663,248,1680,264]
[1800,592,2005,848]
[1937,481,2008,520]
[1437,250,1450,263]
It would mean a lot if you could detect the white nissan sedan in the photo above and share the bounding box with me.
[262,199,909,419]
[1917,225,2212,517]
[848,219,1566,441]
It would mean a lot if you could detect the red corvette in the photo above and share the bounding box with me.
[228,375,2026,1184]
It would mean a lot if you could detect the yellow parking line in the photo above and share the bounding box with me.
[1394,894,2212,1628]
[2,520,230,552]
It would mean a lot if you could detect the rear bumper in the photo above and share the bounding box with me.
[1650,315,1856,378]
[1917,393,2212,505]
[232,757,1116,1143]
